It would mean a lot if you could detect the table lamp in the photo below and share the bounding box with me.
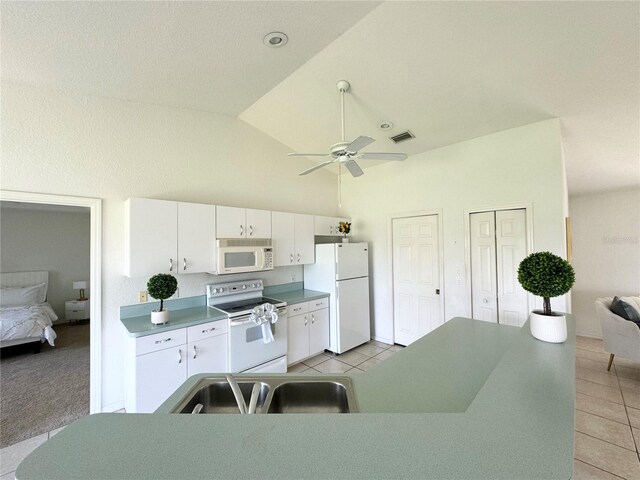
[73,281,88,301]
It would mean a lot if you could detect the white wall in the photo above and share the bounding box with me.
[0,83,339,410]
[0,204,90,321]
[340,119,568,343]
[569,188,640,338]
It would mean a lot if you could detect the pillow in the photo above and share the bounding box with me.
[0,283,47,307]
[610,296,640,328]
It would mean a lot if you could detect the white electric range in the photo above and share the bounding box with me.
[207,280,288,373]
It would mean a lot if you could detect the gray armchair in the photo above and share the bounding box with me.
[595,297,640,370]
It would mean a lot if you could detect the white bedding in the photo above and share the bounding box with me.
[0,302,58,346]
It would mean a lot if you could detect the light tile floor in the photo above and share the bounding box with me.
[574,336,640,480]
[3,338,639,479]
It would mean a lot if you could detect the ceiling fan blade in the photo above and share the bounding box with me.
[343,159,364,177]
[288,153,330,157]
[357,152,408,161]
[345,136,375,153]
[299,159,336,176]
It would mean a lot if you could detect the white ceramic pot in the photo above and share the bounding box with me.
[151,309,170,325]
[342,237,350,243]
[529,310,567,343]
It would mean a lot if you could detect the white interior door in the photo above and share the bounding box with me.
[392,215,441,346]
[470,212,498,323]
[336,243,369,280]
[496,209,528,326]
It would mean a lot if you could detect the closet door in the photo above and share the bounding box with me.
[470,212,498,323]
[496,209,528,326]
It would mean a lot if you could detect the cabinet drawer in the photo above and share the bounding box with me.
[66,309,88,320]
[309,297,328,311]
[136,329,187,356]
[288,302,309,315]
[187,320,228,343]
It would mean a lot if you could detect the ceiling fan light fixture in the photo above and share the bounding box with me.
[263,32,288,48]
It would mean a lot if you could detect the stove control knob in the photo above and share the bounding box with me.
[250,283,256,288]
[212,288,219,294]
[218,287,225,293]
[242,285,247,290]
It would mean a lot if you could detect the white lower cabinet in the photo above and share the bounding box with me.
[287,298,329,366]
[125,321,228,413]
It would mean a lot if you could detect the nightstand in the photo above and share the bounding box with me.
[65,299,90,323]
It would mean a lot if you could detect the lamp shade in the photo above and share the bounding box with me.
[73,281,88,290]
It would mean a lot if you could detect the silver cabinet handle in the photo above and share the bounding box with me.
[240,224,244,236]
[193,345,197,359]
[483,298,489,304]
[178,349,182,364]
[154,337,172,344]
[249,225,253,236]
[304,315,308,326]
[290,253,294,264]
[297,253,301,263]
[330,226,333,234]
[311,314,315,324]
[202,327,216,334]
[183,258,187,271]
[169,258,173,271]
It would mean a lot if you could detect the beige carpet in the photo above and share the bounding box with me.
[0,323,89,448]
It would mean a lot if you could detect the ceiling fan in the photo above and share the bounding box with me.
[288,80,408,177]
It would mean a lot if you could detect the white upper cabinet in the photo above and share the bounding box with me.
[216,206,271,239]
[125,198,178,278]
[294,214,315,264]
[246,208,271,239]
[125,198,216,277]
[314,215,351,236]
[216,206,246,239]
[272,212,314,266]
[178,202,216,274]
[272,211,296,267]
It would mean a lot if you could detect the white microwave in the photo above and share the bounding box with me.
[216,239,274,275]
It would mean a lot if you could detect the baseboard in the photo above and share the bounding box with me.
[372,335,393,345]
[101,401,125,413]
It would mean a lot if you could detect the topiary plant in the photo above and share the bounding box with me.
[517,252,575,316]
[147,273,178,312]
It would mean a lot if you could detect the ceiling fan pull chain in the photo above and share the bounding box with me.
[339,163,342,208]
[341,88,345,142]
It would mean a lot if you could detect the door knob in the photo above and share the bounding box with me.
[483,298,489,304]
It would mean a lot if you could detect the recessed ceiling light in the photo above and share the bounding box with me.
[264,32,288,48]
[378,121,394,130]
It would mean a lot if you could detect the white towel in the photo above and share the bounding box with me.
[249,303,278,344]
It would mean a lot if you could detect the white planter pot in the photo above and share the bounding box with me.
[151,309,170,325]
[529,310,567,343]
[342,237,350,243]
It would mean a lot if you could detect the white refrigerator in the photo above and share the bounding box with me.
[304,242,371,354]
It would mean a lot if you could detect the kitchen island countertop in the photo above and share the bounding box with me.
[16,317,575,479]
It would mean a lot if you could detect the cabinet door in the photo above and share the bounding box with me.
[294,214,315,265]
[216,206,246,238]
[309,308,329,356]
[314,216,335,236]
[188,334,228,376]
[135,346,187,413]
[272,211,295,267]
[125,198,177,278]
[287,313,310,365]
[246,209,271,239]
[178,202,216,274]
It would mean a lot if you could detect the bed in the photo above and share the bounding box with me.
[0,271,58,351]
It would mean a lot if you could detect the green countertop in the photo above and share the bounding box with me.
[120,306,228,337]
[17,317,575,479]
[266,288,329,305]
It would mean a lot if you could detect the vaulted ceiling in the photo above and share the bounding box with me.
[2,1,638,194]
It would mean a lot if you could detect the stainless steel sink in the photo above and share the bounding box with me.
[266,381,352,414]
[173,380,270,414]
[170,375,357,414]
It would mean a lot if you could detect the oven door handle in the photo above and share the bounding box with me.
[230,317,254,327]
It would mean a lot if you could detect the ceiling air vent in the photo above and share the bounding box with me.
[389,130,415,144]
